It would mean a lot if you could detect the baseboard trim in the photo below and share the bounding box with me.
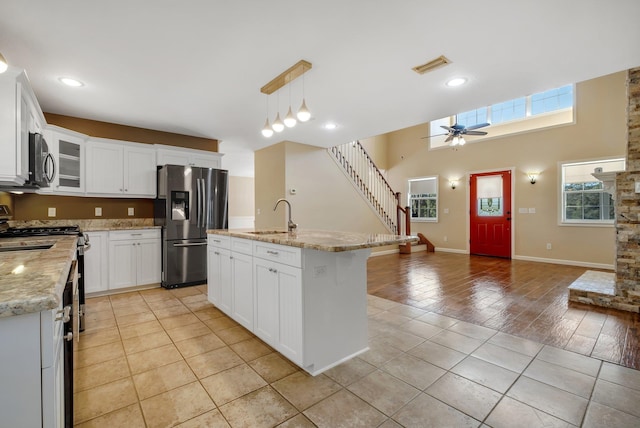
[512,255,614,270]
[435,247,469,254]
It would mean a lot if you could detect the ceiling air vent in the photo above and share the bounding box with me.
[412,55,451,75]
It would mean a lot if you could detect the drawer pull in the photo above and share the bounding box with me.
[266,250,279,255]
[268,268,278,274]
[213,239,221,243]
[214,251,220,255]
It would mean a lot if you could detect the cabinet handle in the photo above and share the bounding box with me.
[266,250,279,255]
[230,256,234,259]
[214,251,220,255]
[213,239,221,243]
[56,306,71,323]
[268,268,278,274]
[125,189,128,192]
[120,188,123,192]
[131,233,143,236]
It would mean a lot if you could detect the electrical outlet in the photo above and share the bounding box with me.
[444,208,449,214]
[128,207,134,216]
[47,207,56,217]
[546,243,552,250]
[257,208,261,215]
[95,207,102,217]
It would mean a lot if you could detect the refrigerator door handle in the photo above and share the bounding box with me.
[200,178,206,229]
[173,242,208,247]
[196,178,202,228]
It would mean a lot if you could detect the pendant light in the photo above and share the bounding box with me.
[297,72,311,122]
[0,52,8,74]
[261,96,274,137]
[272,90,285,133]
[284,82,297,128]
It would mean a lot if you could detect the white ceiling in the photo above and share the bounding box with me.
[2,1,640,177]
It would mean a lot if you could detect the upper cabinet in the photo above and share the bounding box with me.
[0,68,45,186]
[42,126,87,194]
[86,138,156,198]
[156,144,222,169]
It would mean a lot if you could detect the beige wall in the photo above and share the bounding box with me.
[229,176,255,217]
[383,71,627,267]
[360,134,390,170]
[255,141,389,235]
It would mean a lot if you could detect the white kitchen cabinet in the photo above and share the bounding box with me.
[208,246,232,313]
[0,305,66,427]
[0,68,45,186]
[231,251,253,330]
[108,229,161,289]
[86,138,156,198]
[42,126,87,194]
[83,231,109,294]
[253,257,302,363]
[156,144,222,169]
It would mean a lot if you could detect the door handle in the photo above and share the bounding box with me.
[173,242,207,247]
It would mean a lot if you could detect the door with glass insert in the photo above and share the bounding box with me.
[470,170,512,258]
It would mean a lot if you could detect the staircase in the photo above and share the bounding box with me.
[329,141,435,254]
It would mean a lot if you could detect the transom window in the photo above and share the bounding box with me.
[430,84,574,149]
[561,158,625,224]
[408,176,438,222]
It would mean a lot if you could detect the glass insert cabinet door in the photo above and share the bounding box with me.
[469,171,512,258]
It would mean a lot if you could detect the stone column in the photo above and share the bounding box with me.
[615,67,640,312]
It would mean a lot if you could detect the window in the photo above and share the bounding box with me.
[429,84,574,149]
[408,176,438,222]
[561,158,625,224]
[491,97,526,124]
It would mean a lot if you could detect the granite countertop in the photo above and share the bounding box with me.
[8,219,159,232]
[207,228,418,252]
[0,236,77,318]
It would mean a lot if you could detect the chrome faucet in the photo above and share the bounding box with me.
[273,198,297,233]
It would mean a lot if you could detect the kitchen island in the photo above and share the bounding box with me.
[207,229,416,375]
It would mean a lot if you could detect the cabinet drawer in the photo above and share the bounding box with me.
[253,241,301,268]
[109,229,160,241]
[208,234,230,249]
[231,237,252,255]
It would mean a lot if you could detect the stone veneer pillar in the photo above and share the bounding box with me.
[615,67,640,312]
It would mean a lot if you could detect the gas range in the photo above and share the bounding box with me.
[0,225,82,237]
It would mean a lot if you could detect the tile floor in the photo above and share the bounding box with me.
[75,283,640,427]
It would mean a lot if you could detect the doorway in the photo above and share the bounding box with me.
[469,170,512,258]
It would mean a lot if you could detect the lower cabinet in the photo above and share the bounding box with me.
[109,229,161,290]
[84,231,109,294]
[253,258,302,364]
[0,306,65,427]
[84,229,160,295]
[207,236,253,331]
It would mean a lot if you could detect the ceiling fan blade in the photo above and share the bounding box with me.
[464,130,488,136]
[465,122,490,131]
[421,132,449,139]
[440,125,455,132]
[444,134,454,143]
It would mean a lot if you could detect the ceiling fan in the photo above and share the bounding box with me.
[424,116,490,147]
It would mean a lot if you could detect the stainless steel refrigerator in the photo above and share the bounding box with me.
[155,164,228,288]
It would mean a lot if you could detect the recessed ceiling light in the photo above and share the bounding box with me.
[59,77,84,87]
[446,77,467,87]
[324,122,337,130]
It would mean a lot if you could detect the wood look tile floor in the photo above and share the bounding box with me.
[75,254,640,427]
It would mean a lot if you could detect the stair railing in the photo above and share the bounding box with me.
[329,141,410,234]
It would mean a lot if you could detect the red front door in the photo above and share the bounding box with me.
[470,170,512,258]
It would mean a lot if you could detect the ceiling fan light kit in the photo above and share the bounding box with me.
[260,60,312,137]
[0,52,8,73]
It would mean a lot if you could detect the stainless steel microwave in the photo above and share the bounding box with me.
[28,132,55,187]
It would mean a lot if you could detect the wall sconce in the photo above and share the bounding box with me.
[527,172,539,184]
[449,179,459,189]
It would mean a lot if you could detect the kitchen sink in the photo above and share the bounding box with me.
[0,243,54,252]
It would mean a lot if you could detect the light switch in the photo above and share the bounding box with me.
[518,208,528,214]
[128,207,135,216]
[95,207,102,217]
[528,208,536,214]
[48,207,56,217]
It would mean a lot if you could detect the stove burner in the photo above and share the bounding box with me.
[0,225,81,237]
